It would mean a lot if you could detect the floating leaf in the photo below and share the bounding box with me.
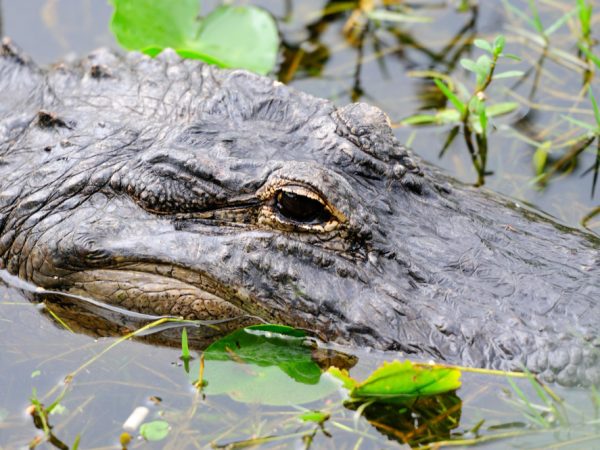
[193,325,339,405]
[110,0,279,74]
[110,0,200,52]
[139,420,170,441]
[329,360,461,404]
[195,6,279,75]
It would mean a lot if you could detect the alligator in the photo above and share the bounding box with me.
[0,38,598,387]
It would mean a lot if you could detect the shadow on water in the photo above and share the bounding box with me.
[1,0,599,448]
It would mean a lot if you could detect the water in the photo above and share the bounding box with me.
[1,1,599,448]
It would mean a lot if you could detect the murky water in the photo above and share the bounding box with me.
[1,1,599,448]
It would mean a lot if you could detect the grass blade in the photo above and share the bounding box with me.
[434,79,466,116]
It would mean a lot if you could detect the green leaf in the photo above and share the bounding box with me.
[49,404,67,416]
[330,361,461,404]
[493,35,506,55]
[589,88,600,127]
[478,104,488,134]
[579,44,600,70]
[436,109,462,124]
[578,0,592,37]
[460,58,479,74]
[528,0,545,35]
[195,325,339,405]
[501,53,522,61]
[474,39,494,54]
[327,367,358,391]
[533,142,551,176]
[400,114,439,126]
[72,435,81,450]
[298,410,331,423]
[110,1,279,74]
[110,0,200,52]
[193,6,279,75]
[180,327,190,361]
[475,55,492,87]
[140,420,170,441]
[434,79,466,116]
[31,370,41,378]
[485,102,519,117]
[493,70,524,80]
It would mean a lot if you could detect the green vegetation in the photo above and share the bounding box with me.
[110,0,279,74]
[402,35,521,186]
[107,0,599,229]
[12,310,600,448]
[329,360,461,401]
[139,420,170,441]
[194,324,339,405]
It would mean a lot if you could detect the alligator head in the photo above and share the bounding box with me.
[0,39,599,386]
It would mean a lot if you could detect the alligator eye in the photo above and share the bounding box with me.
[275,190,329,223]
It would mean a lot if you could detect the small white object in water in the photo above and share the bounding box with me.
[122,406,150,432]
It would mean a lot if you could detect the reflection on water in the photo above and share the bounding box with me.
[2,276,599,449]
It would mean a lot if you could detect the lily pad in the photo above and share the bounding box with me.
[192,325,338,406]
[195,6,279,75]
[110,0,279,74]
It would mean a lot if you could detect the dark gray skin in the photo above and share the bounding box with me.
[1,38,599,387]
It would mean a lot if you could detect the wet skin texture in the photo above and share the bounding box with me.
[0,39,598,386]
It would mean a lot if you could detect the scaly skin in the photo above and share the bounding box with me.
[0,38,598,386]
